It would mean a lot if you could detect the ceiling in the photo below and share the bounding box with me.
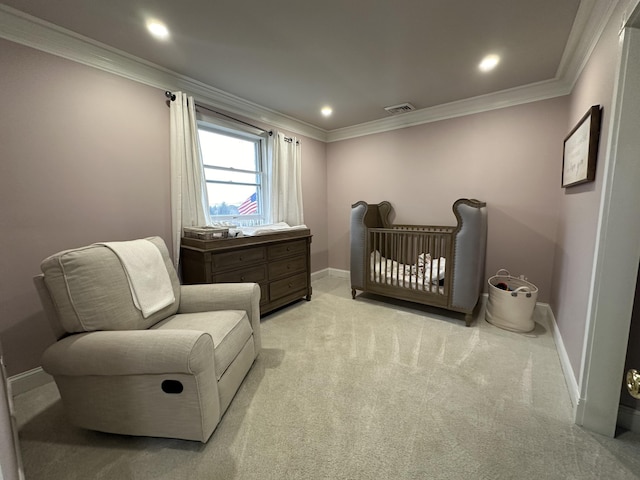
[2,0,591,131]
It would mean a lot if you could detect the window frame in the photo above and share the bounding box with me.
[196,116,269,225]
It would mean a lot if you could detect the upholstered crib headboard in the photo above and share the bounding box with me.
[349,198,487,324]
[450,199,488,311]
[350,201,392,290]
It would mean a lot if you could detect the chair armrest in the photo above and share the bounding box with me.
[179,283,261,351]
[42,330,214,377]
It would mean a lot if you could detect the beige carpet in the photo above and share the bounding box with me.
[14,276,640,479]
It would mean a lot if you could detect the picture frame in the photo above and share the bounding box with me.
[562,105,602,188]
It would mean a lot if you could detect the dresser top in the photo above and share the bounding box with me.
[181,228,311,252]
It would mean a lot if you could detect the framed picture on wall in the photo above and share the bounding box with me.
[562,105,602,188]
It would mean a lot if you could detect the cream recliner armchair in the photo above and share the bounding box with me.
[33,236,261,443]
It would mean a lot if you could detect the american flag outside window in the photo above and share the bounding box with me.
[238,192,258,215]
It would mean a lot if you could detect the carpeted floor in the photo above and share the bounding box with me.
[13,276,640,479]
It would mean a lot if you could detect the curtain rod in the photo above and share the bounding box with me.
[165,90,300,144]
[165,90,272,136]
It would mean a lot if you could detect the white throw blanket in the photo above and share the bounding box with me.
[99,239,175,318]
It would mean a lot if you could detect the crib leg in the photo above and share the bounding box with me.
[464,313,473,327]
[351,288,357,299]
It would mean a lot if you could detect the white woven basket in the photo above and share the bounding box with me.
[486,269,538,333]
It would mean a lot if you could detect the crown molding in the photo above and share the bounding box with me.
[556,0,619,87]
[0,5,328,142]
[0,1,618,144]
[326,78,572,142]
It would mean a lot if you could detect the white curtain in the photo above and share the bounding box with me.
[169,92,210,267]
[267,131,304,226]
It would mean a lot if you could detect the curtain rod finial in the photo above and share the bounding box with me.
[165,91,176,101]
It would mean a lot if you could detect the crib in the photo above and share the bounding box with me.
[350,199,487,326]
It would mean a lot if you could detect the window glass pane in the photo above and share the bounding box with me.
[204,168,258,185]
[198,129,257,171]
[198,123,265,222]
[206,184,259,216]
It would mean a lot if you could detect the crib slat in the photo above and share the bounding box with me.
[366,226,453,298]
[384,232,389,286]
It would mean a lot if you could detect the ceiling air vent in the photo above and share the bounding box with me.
[384,103,416,115]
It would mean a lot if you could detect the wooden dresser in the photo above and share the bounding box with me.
[180,229,312,315]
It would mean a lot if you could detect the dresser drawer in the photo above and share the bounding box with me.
[268,239,307,259]
[212,247,266,269]
[213,265,267,284]
[270,272,308,300]
[268,255,306,280]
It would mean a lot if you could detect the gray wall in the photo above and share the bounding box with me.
[326,97,569,304]
[550,0,622,382]
[0,38,328,376]
[0,39,171,376]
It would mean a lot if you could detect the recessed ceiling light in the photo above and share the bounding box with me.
[479,54,500,72]
[147,20,169,40]
[321,106,333,117]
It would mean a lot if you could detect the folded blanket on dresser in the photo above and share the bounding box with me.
[98,239,175,318]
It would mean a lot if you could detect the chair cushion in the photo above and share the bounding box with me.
[153,310,252,380]
[40,237,180,334]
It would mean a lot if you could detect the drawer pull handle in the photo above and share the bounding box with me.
[286,247,290,251]
[288,283,293,288]
[240,276,245,281]
[239,256,243,261]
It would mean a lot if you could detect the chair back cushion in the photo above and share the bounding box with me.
[40,237,180,334]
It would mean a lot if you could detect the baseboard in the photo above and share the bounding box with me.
[482,298,580,412]
[327,268,349,279]
[617,405,640,433]
[311,267,351,281]
[311,267,350,280]
[8,367,53,397]
[542,303,580,410]
[310,268,329,281]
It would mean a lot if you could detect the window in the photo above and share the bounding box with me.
[197,120,268,225]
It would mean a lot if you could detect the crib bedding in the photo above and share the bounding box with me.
[370,251,445,293]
